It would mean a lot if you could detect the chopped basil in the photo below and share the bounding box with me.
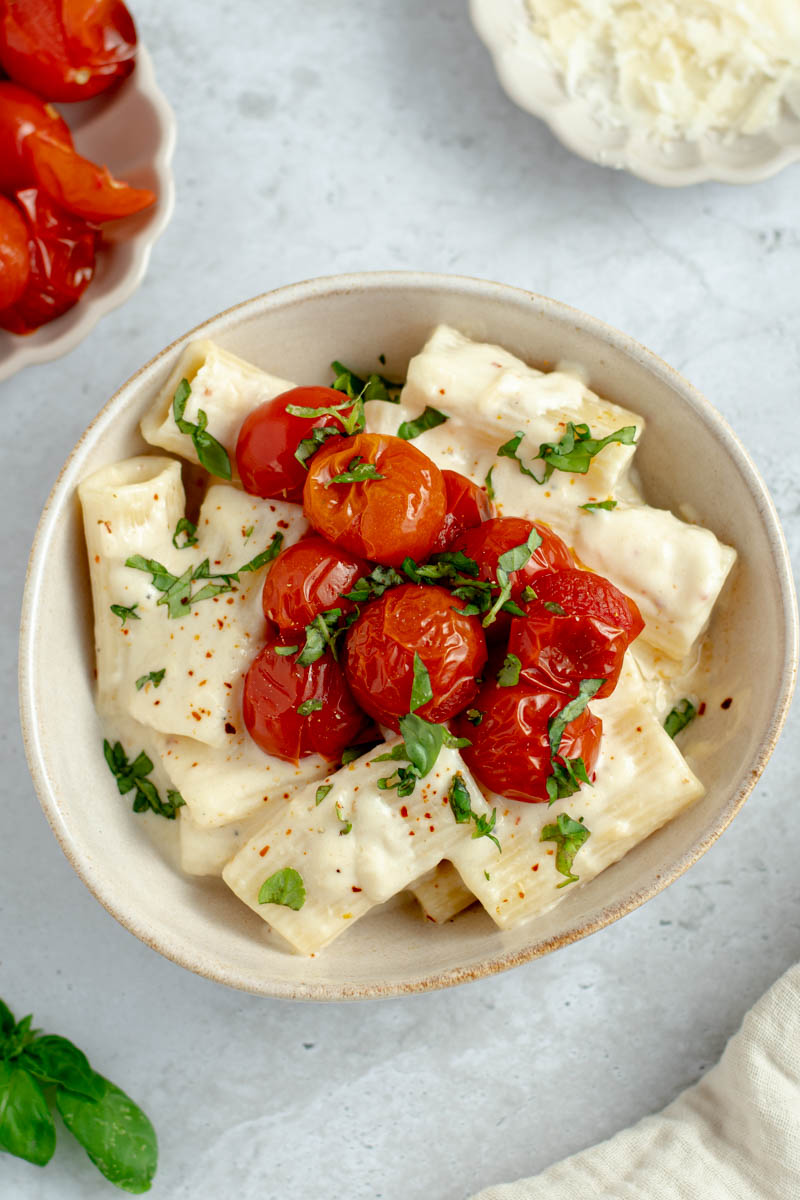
[296,608,349,665]
[274,644,299,656]
[497,654,522,687]
[326,456,385,486]
[297,698,324,716]
[235,533,284,573]
[135,668,165,691]
[341,746,364,765]
[294,424,341,470]
[448,773,472,823]
[342,564,405,603]
[257,867,306,910]
[335,801,352,835]
[543,601,567,616]
[472,809,501,851]
[315,784,333,806]
[172,378,232,479]
[397,406,448,441]
[172,517,198,549]
[465,708,483,726]
[664,699,697,739]
[376,716,470,798]
[331,359,402,403]
[483,528,542,629]
[540,813,590,887]
[484,870,491,881]
[244,525,254,541]
[521,585,537,603]
[498,424,637,485]
[485,465,496,502]
[546,756,591,804]
[286,394,365,437]
[548,679,604,761]
[544,680,603,803]
[410,653,433,712]
[110,603,139,627]
[497,431,541,481]
[102,739,184,819]
[580,500,617,513]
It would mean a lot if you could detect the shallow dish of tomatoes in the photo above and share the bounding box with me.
[19,273,798,999]
[0,42,175,382]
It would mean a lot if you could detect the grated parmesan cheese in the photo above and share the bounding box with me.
[525,0,800,141]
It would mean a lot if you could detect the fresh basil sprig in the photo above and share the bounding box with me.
[545,679,604,803]
[0,999,157,1191]
[103,740,185,820]
[397,406,447,441]
[664,699,697,739]
[498,423,637,485]
[540,813,590,887]
[375,715,470,799]
[172,378,232,479]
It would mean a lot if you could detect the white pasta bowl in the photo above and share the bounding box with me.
[0,46,176,383]
[470,0,800,187]
[19,273,798,1000]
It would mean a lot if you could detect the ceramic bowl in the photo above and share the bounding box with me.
[19,273,798,1000]
[470,0,800,187]
[0,46,176,383]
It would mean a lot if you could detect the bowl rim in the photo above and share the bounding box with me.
[0,44,177,383]
[18,270,800,1000]
[469,0,800,188]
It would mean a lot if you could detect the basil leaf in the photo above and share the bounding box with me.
[0,1061,55,1166]
[546,756,591,803]
[335,802,352,835]
[171,377,191,423]
[0,998,14,1041]
[537,423,636,482]
[103,739,185,820]
[465,708,483,726]
[331,360,401,403]
[57,1075,158,1193]
[135,669,165,691]
[21,1036,104,1101]
[258,868,306,910]
[236,533,283,573]
[498,431,542,481]
[341,746,364,765]
[295,424,341,469]
[110,604,139,627]
[548,679,604,760]
[540,813,590,887]
[543,601,567,616]
[326,456,385,486]
[287,387,365,436]
[315,784,333,807]
[497,654,521,687]
[342,564,404,603]
[297,609,343,665]
[171,517,198,549]
[274,644,299,657]
[521,585,537,603]
[410,653,433,712]
[664,699,697,739]
[472,808,501,851]
[485,465,495,502]
[397,406,447,441]
[297,699,323,716]
[430,550,480,577]
[172,379,232,480]
[397,713,446,777]
[580,500,617,513]
[497,527,542,574]
[448,773,472,824]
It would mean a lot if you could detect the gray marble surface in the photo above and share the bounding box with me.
[1,2,798,1197]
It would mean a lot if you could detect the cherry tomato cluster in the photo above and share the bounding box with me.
[238,386,644,803]
[0,0,155,334]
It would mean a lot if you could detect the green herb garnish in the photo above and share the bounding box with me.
[580,500,617,513]
[543,601,567,616]
[540,813,590,887]
[483,527,542,628]
[172,378,232,479]
[331,360,401,403]
[410,653,433,712]
[0,998,157,1191]
[465,708,483,726]
[485,465,496,502]
[497,654,522,687]
[376,716,470,798]
[397,406,448,440]
[257,867,306,910]
[135,669,165,691]
[545,679,604,803]
[335,802,352,835]
[172,517,199,549]
[315,784,333,806]
[326,456,385,486]
[664,699,697,739]
[110,604,139,627]
[103,740,184,820]
[297,698,324,716]
[498,424,637,485]
[446,773,501,850]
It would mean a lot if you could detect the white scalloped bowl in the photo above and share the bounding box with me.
[471,0,800,187]
[0,46,176,383]
[19,274,799,1000]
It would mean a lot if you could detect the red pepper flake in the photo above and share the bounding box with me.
[285,828,292,836]
[277,519,289,529]
[225,722,236,735]
[224,681,232,689]
[226,597,235,605]
[205,651,213,658]
[153,493,159,501]
[351,886,362,893]
[699,702,706,715]
[636,725,643,733]
[409,830,415,836]
[400,805,408,818]
[518,891,525,899]
[424,812,431,819]
[532,863,539,871]
[721,697,733,710]
[94,555,100,563]
[429,825,435,833]
[191,711,201,721]
[258,845,270,857]
[188,670,194,676]
[283,792,290,799]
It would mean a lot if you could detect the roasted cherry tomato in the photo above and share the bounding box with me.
[0,194,31,309]
[303,432,447,568]
[262,536,369,634]
[0,81,72,193]
[509,568,644,699]
[0,82,154,220]
[429,469,493,555]
[344,583,487,731]
[236,386,354,503]
[453,679,602,803]
[0,187,96,333]
[0,0,137,103]
[455,516,574,640]
[243,640,371,762]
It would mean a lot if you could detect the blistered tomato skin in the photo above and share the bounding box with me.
[0,81,73,194]
[303,432,447,567]
[236,386,352,502]
[262,536,369,634]
[429,469,493,555]
[509,568,645,698]
[0,195,30,310]
[453,680,602,803]
[243,641,371,762]
[344,583,487,731]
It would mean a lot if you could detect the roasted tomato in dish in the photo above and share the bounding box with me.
[0,194,31,309]
[454,679,602,803]
[0,81,72,193]
[303,432,447,568]
[236,386,354,503]
[0,188,96,333]
[243,640,371,762]
[0,0,137,103]
[261,536,369,634]
[429,469,493,554]
[509,568,644,699]
[344,583,487,731]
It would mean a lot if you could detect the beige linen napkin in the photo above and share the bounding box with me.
[472,963,800,1200]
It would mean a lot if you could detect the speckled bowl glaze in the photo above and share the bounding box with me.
[471,0,800,187]
[19,273,798,1000]
[0,46,176,383]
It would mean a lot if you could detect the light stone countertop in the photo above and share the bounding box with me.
[1,2,798,1197]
